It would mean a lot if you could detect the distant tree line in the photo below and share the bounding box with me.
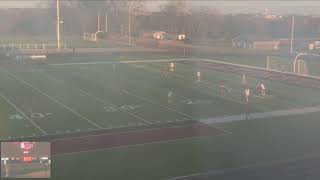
[1,1,320,40]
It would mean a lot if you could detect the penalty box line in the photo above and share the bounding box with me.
[0,67,103,129]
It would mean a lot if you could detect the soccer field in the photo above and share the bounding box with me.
[1,53,320,140]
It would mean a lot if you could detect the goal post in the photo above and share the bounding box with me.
[266,56,291,72]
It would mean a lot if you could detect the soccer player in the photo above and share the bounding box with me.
[196,71,201,82]
[241,72,247,87]
[169,62,175,72]
[244,87,250,103]
[219,81,226,96]
[168,89,173,104]
[257,81,266,97]
[260,81,266,96]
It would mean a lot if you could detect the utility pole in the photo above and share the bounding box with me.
[105,9,108,33]
[56,0,61,50]
[98,10,100,32]
[128,0,131,44]
[290,15,295,54]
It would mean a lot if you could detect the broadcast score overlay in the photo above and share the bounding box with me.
[1,142,51,178]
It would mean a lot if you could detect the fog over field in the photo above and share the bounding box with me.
[1,1,320,15]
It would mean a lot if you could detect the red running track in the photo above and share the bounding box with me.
[51,123,225,155]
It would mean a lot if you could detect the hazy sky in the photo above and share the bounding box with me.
[1,1,320,15]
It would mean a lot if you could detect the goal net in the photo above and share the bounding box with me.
[267,56,309,76]
[296,59,309,76]
[267,56,292,72]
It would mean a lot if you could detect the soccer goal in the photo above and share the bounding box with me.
[266,56,292,72]
[294,59,309,76]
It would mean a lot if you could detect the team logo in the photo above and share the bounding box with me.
[20,142,35,154]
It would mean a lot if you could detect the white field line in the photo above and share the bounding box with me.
[200,58,320,80]
[0,118,193,141]
[122,64,232,134]
[126,63,190,102]
[0,68,103,129]
[53,136,201,157]
[5,99,319,141]
[49,57,320,81]
[63,56,314,107]
[122,62,232,134]
[52,132,230,157]
[127,62,186,79]
[150,61,298,110]
[0,93,47,135]
[49,59,193,66]
[164,153,320,180]
[200,105,320,124]
[135,62,260,119]
[78,88,152,124]
[50,123,207,142]
[140,62,251,107]
[122,89,193,119]
[126,62,204,103]
[38,70,152,125]
[122,89,234,135]
[126,64,233,134]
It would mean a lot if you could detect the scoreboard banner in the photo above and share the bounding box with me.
[1,142,51,178]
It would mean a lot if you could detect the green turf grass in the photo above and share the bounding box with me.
[51,111,320,180]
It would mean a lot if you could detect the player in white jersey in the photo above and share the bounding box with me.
[196,71,201,82]
[256,81,266,97]
[169,62,175,72]
[219,81,226,96]
[241,73,247,87]
[168,89,173,104]
[244,88,250,103]
[260,82,266,96]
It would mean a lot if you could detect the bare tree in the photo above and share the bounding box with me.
[160,1,188,34]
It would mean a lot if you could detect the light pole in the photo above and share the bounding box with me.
[56,0,61,50]
[97,10,100,32]
[105,9,108,33]
[290,15,295,54]
[128,0,132,45]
